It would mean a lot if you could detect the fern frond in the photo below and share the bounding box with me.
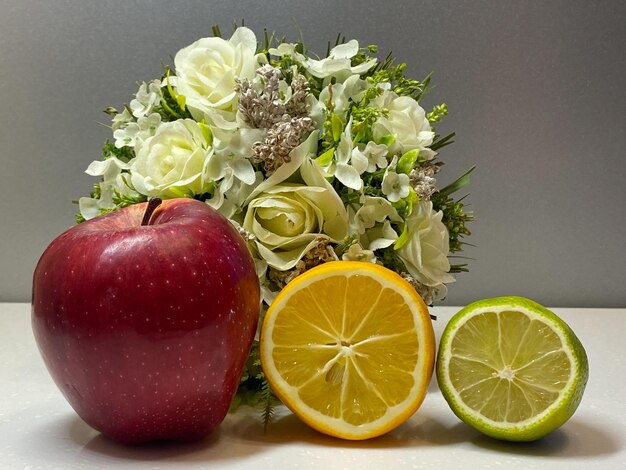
[259,376,276,432]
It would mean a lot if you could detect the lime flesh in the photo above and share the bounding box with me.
[436,296,589,441]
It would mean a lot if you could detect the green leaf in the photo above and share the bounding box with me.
[198,121,213,145]
[164,69,182,108]
[353,127,366,144]
[177,93,186,111]
[376,134,396,147]
[394,223,411,250]
[449,263,470,273]
[165,186,192,198]
[392,199,407,213]
[405,187,419,216]
[438,166,475,197]
[397,149,420,174]
[316,147,335,166]
[228,393,242,412]
[431,132,455,151]
[331,113,343,142]
[101,140,134,162]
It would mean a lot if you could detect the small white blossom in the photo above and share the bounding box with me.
[206,150,256,186]
[318,75,369,120]
[78,157,135,220]
[208,126,263,186]
[350,147,370,175]
[111,108,133,131]
[207,168,263,220]
[113,124,140,148]
[333,119,364,190]
[342,242,376,263]
[362,220,398,251]
[268,43,307,63]
[382,170,410,203]
[352,142,389,178]
[350,196,401,234]
[113,112,161,148]
[303,40,376,81]
[130,80,163,118]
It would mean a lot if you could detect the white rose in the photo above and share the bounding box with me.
[397,201,455,287]
[372,91,435,158]
[130,119,212,198]
[174,27,259,122]
[244,159,348,270]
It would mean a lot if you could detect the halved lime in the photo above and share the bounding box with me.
[436,296,588,441]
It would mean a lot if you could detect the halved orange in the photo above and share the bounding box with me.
[260,261,435,439]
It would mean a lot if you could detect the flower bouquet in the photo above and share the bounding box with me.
[76,25,473,417]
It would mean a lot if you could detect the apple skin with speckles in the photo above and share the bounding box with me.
[32,198,260,444]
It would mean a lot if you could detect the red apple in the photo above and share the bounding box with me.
[32,198,260,444]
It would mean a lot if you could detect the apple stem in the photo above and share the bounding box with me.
[141,198,163,226]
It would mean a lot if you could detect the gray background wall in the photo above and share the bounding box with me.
[1,0,625,307]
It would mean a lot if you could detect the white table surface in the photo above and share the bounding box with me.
[2,302,625,469]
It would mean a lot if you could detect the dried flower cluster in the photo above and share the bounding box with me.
[268,238,336,289]
[252,116,315,174]
[409,162,440,201]
[237,65,315,174]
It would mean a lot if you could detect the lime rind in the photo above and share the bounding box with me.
[436,296,589,441]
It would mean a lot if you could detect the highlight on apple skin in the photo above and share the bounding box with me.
[32,198,260,444]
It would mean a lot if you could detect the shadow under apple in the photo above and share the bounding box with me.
[63,414,271,463]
